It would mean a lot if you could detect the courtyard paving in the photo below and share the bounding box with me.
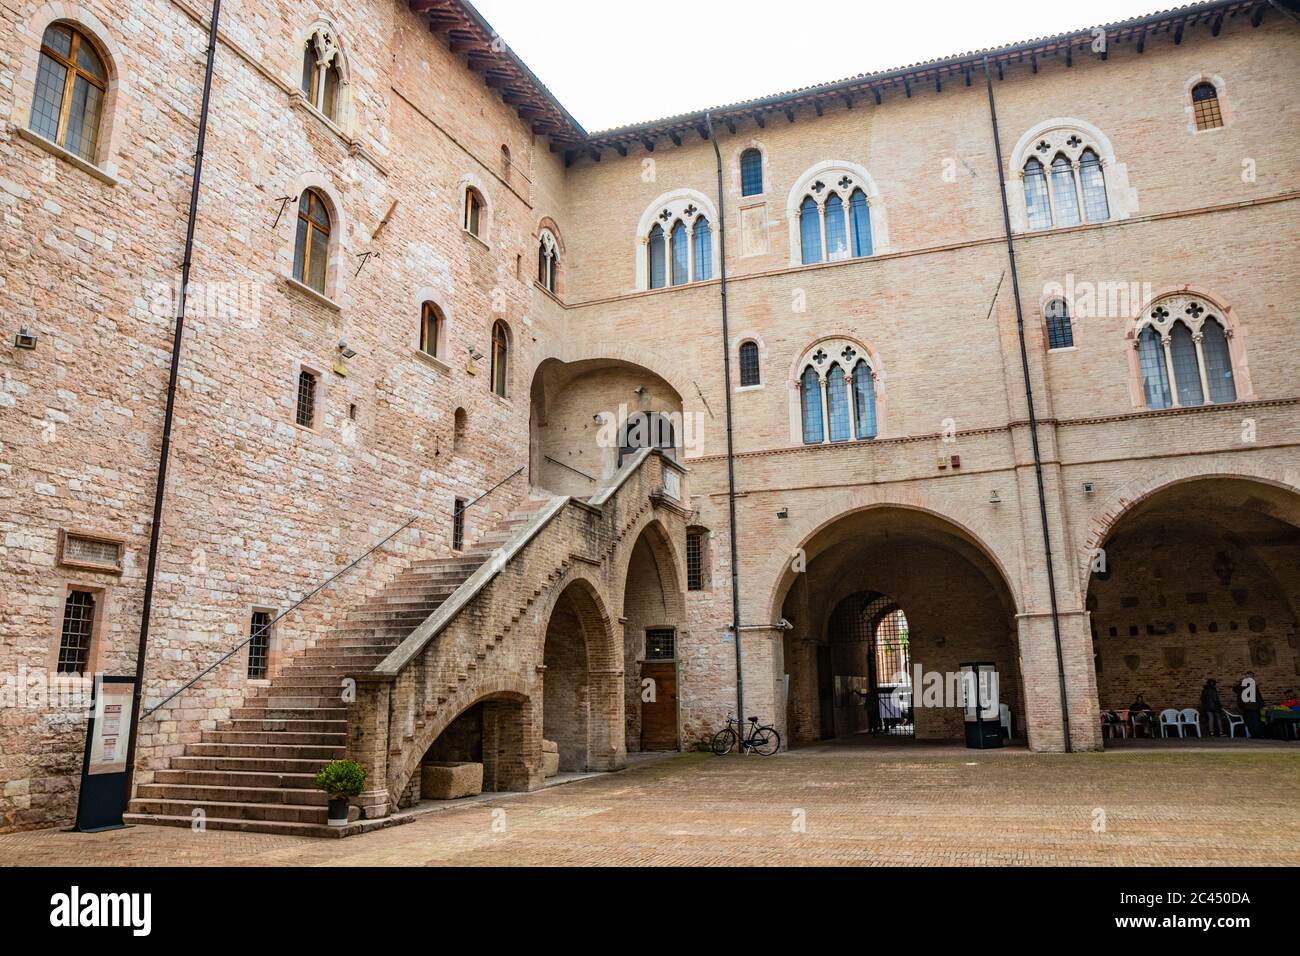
[2,742,1297,866]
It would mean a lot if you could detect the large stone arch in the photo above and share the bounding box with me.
[762,492,1024,627]
[537,571,624,772]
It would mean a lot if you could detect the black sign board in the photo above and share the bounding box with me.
[72,674,137,832]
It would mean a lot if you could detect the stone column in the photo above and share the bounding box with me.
[347,674,393,819]
[587,667,627,770]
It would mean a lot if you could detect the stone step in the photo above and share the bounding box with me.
[187,742,344,760]
[243,692,349,708]
[128,797,328,825]
[219,718,346,734]
[201,730,346,746]
[122,812,345,838]
[154,768,318,789]
[137,783,328,806]
[170,755,331,774]
[231,706,346,721]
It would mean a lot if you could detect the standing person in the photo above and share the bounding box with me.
[1234,672,1263,737]
[1200,678,1225,737]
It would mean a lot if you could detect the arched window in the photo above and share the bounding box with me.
[670,221,689,286]
[1192,82,1223,131]
[619,411,676,465]
[1050,155,1081,227]
[799,366,823,444]
[738,341,760,387]
[420,302,442,358]
[647,224,666,289]
[301,29,343,121]
[1045,298,1074,350]
[852,360,877,439]
[824,194,848,261]
[1169,321,1204,407]
[537,230,558,293]
[799,195,822,265]
[1022,158,1052,230]
[464,187,484,237]
[453,407,467,452]
[31,23,106,162]
[1078,149,1109,223]
[693,217,712,281]
[1201,319,1236,403]
[826,364,850,442]
[1137,325,1171,410]
[490,321,509,398]
[293,189,331,293]
[849,190,872,258]
[740,148,763,196]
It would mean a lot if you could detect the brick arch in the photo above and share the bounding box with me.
[528,342,694,416]
[761,491,1024,626]
[386,675,534,811]
[1077,464,1300,595]
[614,515,687,622]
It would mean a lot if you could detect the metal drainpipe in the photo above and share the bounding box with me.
[706,113,745,727]
[124,0,224,800]
[982,55,1072,752]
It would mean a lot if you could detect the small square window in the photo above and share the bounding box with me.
[645,629,675,660]
[296,368,318,427]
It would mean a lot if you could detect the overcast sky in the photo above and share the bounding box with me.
[470,0,1163,131]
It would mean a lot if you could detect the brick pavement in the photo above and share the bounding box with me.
[2,745,1297,866]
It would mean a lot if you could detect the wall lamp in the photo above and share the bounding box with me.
[988,490,1002,505]
[337,340,357,359]
[12,326,37,350]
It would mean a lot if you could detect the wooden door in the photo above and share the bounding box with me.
[640,662,678,751]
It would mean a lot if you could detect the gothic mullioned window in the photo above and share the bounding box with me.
[301,27,343,122]
[1133,294,1238,410]
[641,194,715,290]
[795,174,873,265]
[795,340,881,445]
[1019,127,1114,231]
[31,23,107,163]
[537,229,559,293]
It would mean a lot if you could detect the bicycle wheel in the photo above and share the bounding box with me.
[711,727,737,755]
[750,726,781,755]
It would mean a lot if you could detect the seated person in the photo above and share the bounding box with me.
[1128,694,1152,713]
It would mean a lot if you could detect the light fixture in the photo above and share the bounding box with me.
[988,490,1002,505]
[1082,481,1096,495]
[12,327,37,350]
[469,347,484,362]
[776,508,789,519]
[337,340,357,359]
[633,385,646,395]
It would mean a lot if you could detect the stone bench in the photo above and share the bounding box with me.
[421,761,483,800]
[542,738,560,778]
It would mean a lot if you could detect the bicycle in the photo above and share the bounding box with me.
[711,713,781,755]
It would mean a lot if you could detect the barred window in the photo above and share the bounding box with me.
[1045,298,1074,350]
[686,531,704,591]
[248,611,271,680]
[738,341,760,387]
[1192,82,1223,131]
[57,590,95,674]
[295,368,318,427]
[740,148,763,196]
[452,498,466,551]
[31,23,107,163]
[645,628,676,660]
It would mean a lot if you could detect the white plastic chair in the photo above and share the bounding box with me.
[999,703,1013,739]
[1224,710,1250,738]
[1159,708,1183,737]
[1179,708,1202,737]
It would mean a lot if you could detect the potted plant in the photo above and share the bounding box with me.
[314,759,366,827]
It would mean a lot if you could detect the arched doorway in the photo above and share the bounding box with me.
[1087,477,1300,740]
[620,522,686,752]
[776,506,1022,747]
[541,580,623,772]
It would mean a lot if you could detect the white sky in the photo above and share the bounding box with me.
[470,0,1163,131]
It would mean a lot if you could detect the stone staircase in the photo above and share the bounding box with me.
[124,497,551,836]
